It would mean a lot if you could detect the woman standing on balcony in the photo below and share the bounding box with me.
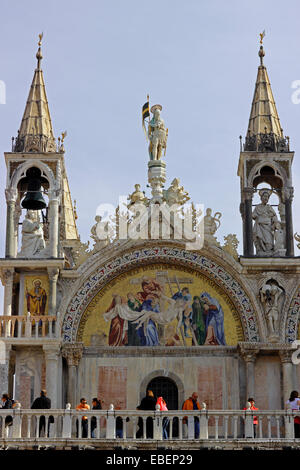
[156,396,169,440]
[286,390,300,438]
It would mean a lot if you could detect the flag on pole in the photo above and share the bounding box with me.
[142,95,150,140]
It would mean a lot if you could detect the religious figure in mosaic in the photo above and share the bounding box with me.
[200,292,226,345]
[26,279,47,315]
[191,296,206,345]
[100,273,228,347]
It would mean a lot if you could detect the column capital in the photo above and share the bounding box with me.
[0,268,14,286]
[284,187,294,202]
[47,267,59,280]
[279,349,294,364]
[48,188,61,203]
[238,345,259,363]
[62,342,84,367]
[5,188,18,203]
[242,187,254,201]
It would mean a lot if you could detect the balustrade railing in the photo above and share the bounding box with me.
[0,315,58,339]
[0,406,298,441]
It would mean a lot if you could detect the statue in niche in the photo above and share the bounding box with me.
[18,210,46,258]
[252,189,280,256]
[148,105,168,160]
[259,280,284,341]
[204,208,221,246]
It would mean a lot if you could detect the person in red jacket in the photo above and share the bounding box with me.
[243,397,259,437]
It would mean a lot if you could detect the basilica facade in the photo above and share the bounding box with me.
[0,38,300,417]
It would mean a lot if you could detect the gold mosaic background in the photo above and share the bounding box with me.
[79,264,244,346]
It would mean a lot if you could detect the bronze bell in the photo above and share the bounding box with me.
[21,168,47,210]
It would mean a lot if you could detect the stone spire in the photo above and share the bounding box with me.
[13,34,56,153]
[244,45,289,153]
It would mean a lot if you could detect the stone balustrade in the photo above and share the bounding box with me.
[0,406,298,443]
[0,315,58,339]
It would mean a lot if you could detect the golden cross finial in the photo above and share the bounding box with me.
[38,32,43,46]
[259,30,265,45]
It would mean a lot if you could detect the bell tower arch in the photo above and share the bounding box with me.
[238,45,294,258]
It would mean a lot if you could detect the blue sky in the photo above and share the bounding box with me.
[1,0,300,305]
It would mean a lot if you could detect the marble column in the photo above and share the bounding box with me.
[48,190,60,258]
[47,268,59,316]
[62,343,83,408]
[0,344,11,396]
[241,349,259,403]
[242,188,254,257]
[279,350,294,403]
[43,345,60,408]
[2,269,14,317]
[284,188,294,257]
[5,188,18,258]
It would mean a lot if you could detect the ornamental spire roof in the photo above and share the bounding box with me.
[14,33,56,153]
[244,45,289,153]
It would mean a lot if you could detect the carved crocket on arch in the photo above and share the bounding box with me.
[285,282,300,343]
[61,246,261,344]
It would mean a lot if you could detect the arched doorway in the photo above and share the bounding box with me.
[147,376,178,410]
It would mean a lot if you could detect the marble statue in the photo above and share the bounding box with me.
[148,105,168,160]
[223,234,239,260]
[252,189,278,256]
[259,280,284,340]
[164,178,190,206]
[128,184,148,206]
[274,221,286,256]
[90,215,110,251]
[18,210,46,258]
[204,208,221,245]
[294,232,300,250]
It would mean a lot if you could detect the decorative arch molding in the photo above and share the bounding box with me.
[285,284,300,343]
[139,369,185,406]
[9,159,57,192]
[62,245,260,344]
[248,160,288,189]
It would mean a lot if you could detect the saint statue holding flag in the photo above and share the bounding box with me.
[142,97,168,160]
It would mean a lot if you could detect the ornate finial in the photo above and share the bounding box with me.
[61,130,67,143]
[258,31,266,66]
[259,30,265,45]
[38,32,43,46]
[36,32,43,69]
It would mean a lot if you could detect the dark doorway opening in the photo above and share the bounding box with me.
[147,376,179,438]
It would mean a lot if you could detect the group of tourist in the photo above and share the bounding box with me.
[1,389,300,439]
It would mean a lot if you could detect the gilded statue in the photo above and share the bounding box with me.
[148,105,168,160]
